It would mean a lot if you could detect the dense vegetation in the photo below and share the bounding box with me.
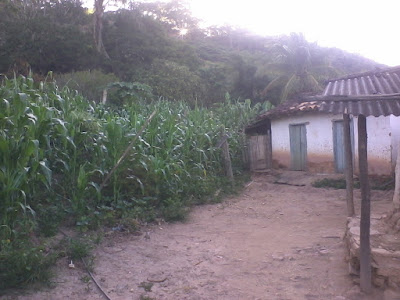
[0,0,386,291]
[0,0,382,106]
[0,74,262,289]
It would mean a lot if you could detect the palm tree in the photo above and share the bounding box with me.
[259,33,339,103]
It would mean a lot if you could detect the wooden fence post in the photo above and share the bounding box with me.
[344,113,355,217]
[393,142,400,210]
[219,128,234,183]
[358,114,371,293]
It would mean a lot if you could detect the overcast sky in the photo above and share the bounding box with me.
[189,0,400,66]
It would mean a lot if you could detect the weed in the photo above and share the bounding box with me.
[139,295,156,300]
[0,239,56,290]
[139,281,153,292]
[312,176,394,190]
[80,275,90,283]
[161,198,187,222]
[67,238,91,260]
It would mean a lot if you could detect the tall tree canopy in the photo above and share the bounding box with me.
[0,0,383,105]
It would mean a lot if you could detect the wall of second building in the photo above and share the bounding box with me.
[390,115,400,169]
[271,112,394,175]
[271,112,342,173]
[353,115,392,175]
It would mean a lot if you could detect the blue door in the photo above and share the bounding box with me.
[333,120,354,173]
[289,124,307,171]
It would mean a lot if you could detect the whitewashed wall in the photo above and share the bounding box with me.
[390,115,400,167]
[353,115,392,175]
[271,112,397,175]
[271,113,342,173]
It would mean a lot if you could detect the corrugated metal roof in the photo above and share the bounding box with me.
[312,94,400,117]
[247,66,400,131]
[324,66,400,96]
[317,66,400,116]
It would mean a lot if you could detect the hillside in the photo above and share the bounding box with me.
[0,0,383,106]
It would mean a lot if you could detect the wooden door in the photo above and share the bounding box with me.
[333,120,354,173]
[249,133,272,170]
[289,124,307,171]
[333,120,345,173]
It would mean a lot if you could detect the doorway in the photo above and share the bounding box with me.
[289,124,307,171]
[332,120,354,173]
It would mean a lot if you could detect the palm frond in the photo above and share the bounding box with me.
[260,75,289,97]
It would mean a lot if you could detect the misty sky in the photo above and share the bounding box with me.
[190,0,400,66]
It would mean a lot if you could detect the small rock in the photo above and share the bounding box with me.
[272,255,285,261]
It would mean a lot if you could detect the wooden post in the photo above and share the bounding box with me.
[266,130,272,169]
[393,142,400,210]
[220,128,234,183]
[343,113,355,217]
[102,89,108,104]
[358,114,371,293]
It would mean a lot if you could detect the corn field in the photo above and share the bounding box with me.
[0,75,264,289]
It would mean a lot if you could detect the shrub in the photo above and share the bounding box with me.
[55,70,119,102]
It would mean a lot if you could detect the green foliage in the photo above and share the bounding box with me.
[142,59,205,103]
[162,198,187,222]
[108,81,153,105]
[0,0,382,105]
[0,0,97,75]
[0,238,56,290]
[312,178,355,189]
[0,75,263,289]
[67,238,92,260]
[312,176,394,190]
[55,70,120,103]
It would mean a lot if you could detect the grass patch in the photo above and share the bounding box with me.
[312,175,394,190]
[0,240,57,291]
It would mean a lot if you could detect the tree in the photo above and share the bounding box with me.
[131,0,199,36]
[94,0,110,58]
[0,0,97,75]
[259,33,327,103]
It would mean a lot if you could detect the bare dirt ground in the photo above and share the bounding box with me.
[3,171,395,300]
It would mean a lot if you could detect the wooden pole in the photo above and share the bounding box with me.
[358,114,371,293]
[220,128,234,183]
[343,113,355,217]
[393,142,400,210]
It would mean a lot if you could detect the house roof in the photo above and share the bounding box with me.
[323,66,400,96]
[314,66,400,116]
[247,66,400,132]
[308,94,400,117]
[245,100,322,132]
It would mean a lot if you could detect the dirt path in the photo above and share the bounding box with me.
[4,171,393,300]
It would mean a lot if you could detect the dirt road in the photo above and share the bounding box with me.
[5,171,393,300]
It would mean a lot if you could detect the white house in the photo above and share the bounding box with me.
[246,66,400,175]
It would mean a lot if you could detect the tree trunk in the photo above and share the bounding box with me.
[343,113,355,217]
[358,115,371,293]
[94,0,110,58]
